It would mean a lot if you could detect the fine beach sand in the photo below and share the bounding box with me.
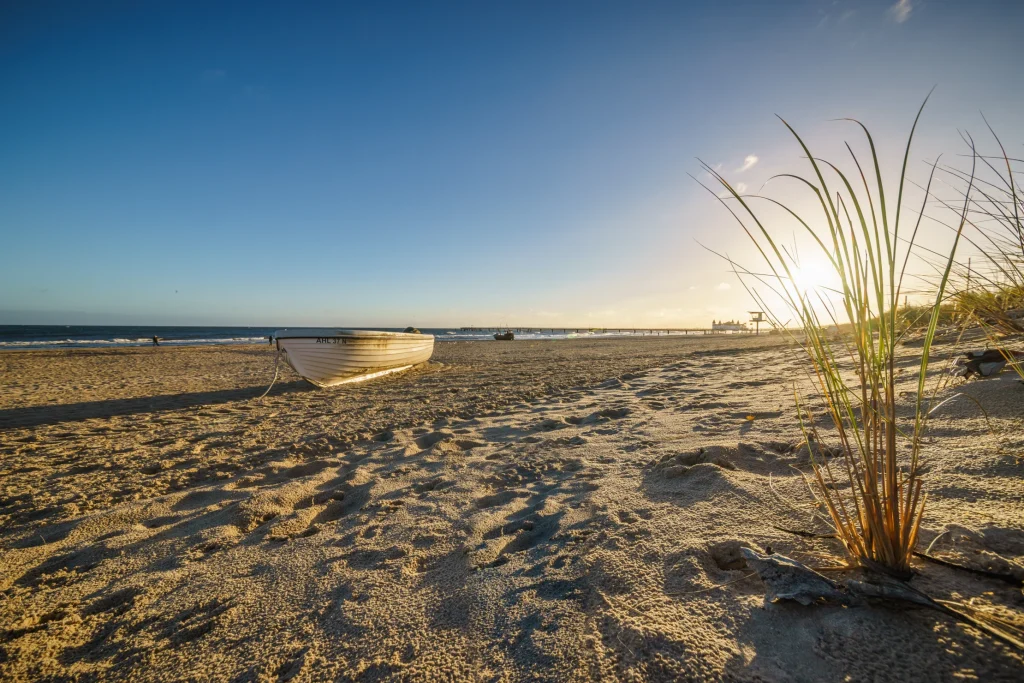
[1,337,1022,681]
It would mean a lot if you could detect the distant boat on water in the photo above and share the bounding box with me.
[273,329,434,387]
[494,330,515,341]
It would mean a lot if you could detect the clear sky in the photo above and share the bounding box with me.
[2,0,1021,327]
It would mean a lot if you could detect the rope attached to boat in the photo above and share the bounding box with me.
[257,348,282,400]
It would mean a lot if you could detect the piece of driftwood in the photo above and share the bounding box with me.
[740,548,851,606]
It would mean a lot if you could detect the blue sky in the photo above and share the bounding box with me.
[1,0,1021,327]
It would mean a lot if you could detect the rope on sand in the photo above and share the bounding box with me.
[257,349,282,400]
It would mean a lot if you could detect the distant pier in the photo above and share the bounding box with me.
[459,327,756,335]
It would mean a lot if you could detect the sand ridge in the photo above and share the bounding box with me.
[1,338,1022,681]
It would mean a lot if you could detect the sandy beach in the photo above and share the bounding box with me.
[1,337,1022,681]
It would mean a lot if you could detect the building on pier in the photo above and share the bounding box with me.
[711,319,749,332]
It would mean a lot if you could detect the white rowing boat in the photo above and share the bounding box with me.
[273,329,435,387]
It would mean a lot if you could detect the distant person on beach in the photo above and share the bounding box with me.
[152,335,160,346]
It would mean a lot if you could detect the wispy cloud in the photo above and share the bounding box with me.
[815,4,856,29]
[888,0,913,23]
[717,182,747,199]
[716,282,731,291]
[735,155,758,173]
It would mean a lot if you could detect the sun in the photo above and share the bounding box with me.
[790,257,835,293]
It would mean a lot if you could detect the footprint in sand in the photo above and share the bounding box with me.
[534,417,569,431]
[344,546,407,571]
[282,459,338,479]
[158,598,236,646]
[727,379,771,388]
[474,489,530,509]
[413,476,452,494]
[540,436,587,448]
[309,480,373,525]
[414,431,453,449]
[274,648,311,681]
[143,515,181,529]
[412,531,444,549]
[82,587,140,618]
[485,512,563,568]
[17,550,100,588]
[708,539,749,571]
[651,447,738,478]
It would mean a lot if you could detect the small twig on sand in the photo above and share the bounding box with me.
[925,530,949,554]
[615,633,636,659]
[771,524,836,539]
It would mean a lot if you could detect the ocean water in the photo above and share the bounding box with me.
[0,325,276,350]
[0,325,695,350]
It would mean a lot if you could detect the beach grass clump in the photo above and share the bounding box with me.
[930,121,1023,376]
[953,286,1024,333]
[700,97,972,577]
[893,302,958,333]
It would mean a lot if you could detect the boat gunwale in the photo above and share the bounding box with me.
[274,328,434,341]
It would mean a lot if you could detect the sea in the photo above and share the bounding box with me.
[0,325,689,350]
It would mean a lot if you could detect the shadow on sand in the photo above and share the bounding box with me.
[0,381,313,430]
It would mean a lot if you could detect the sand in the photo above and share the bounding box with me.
[1,336,1022,681]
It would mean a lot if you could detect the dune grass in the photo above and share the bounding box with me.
[938,123,1023,377]
[699,97,973,576]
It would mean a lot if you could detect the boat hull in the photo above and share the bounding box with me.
[274,329,435,388]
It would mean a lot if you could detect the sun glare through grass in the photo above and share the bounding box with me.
[789,257,838,294]
[701,93,972,577]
